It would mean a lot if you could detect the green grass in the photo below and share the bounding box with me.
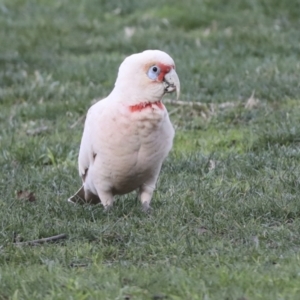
[1,0,300,299]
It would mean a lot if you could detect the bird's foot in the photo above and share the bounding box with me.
[103,204,113,213]
[141,203,152,214]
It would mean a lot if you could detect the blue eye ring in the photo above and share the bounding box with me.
[147,65,161,80]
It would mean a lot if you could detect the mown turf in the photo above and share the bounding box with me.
[1,0,300,299]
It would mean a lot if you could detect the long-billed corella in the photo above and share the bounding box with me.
[68,50,180,212]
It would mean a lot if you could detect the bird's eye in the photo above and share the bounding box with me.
[147,65,161,80]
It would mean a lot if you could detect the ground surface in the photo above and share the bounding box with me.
[1,0,300,299]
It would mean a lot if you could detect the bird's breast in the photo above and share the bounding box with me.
[127,101,166,135]
[92,102,173,194]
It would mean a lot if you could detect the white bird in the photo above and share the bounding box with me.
[68,50,180,212]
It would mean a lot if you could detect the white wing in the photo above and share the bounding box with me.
[78,99,106,181]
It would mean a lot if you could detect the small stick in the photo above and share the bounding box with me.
[14,233,67,246]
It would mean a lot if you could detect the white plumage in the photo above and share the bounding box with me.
[68,50,180,211]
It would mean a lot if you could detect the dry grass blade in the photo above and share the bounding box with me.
[70,115,86,129]
[245,90,260,109]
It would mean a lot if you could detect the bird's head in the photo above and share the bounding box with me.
[114,50,180,104]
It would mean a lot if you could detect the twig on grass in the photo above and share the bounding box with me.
[163,99,238,109]
[164,99,205,107]
[70,262,89,268]
[13,233,67,246]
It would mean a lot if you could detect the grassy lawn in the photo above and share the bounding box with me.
[1,0,300,299]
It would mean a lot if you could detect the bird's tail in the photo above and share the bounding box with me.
[67,186,101,205]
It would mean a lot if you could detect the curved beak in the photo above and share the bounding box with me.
[163,68,180,99]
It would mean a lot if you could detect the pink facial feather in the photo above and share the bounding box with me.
[129,101,164,112]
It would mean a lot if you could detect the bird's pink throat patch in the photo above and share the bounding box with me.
[129,101,164,112]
